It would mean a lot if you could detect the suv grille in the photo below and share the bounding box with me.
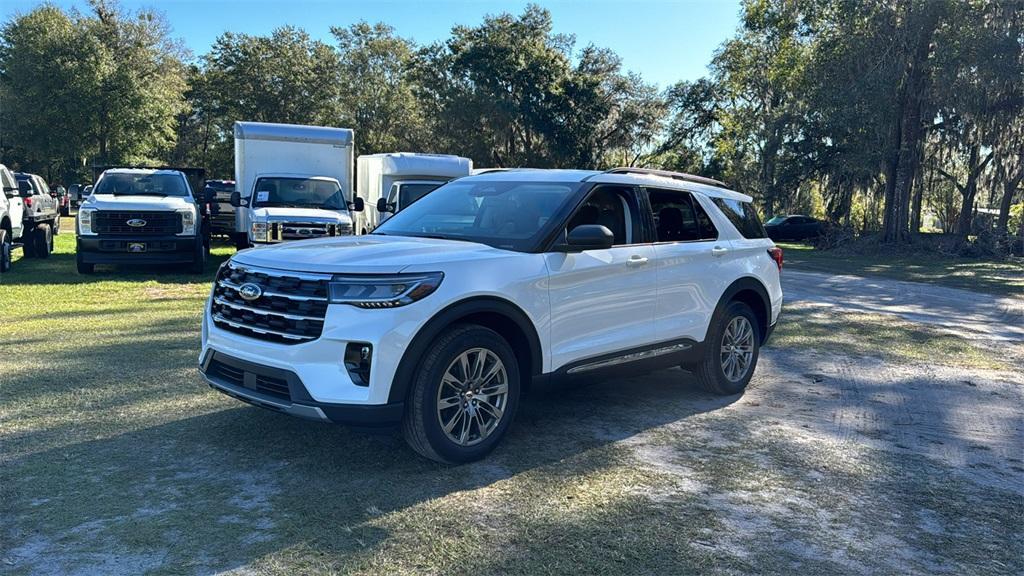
[94,211,182,234]
[210,262,330,344]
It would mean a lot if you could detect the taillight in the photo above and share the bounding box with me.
[767,247,783,272]
[24,197,33,207]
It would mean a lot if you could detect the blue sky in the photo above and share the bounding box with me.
[2,0,741,88]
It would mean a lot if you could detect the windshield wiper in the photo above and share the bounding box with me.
[113,192,168,197]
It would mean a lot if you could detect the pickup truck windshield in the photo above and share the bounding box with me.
[373,179,582,251]
[95,173,189,197]
[253,177,348,211]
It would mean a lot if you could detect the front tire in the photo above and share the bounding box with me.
[76,251,94,274]
[689,301,760,395]
[233,233,250,250]
[403,324,521,464]
[189,240,207,274]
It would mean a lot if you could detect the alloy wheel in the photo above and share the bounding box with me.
[720,316,754,382]
[436,347,509,446]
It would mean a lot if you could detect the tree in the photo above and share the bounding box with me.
[0,0,188,179]
[332,22,425,156]
[202,27,340,126]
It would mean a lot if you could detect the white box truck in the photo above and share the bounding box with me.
[356,153,472,234]
[229,121,363,248]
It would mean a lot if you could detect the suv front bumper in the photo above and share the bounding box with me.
[77,235,199,264]
[199,349,404,427]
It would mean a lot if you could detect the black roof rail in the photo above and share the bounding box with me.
[602,167,727,188]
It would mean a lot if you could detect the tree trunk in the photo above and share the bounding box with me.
[995,171,1022,235]
[881,2,942,244]
[954,147,995,238]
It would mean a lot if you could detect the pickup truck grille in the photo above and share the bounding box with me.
[274,221,350,241]
[93,211,182,234]
[211,262,330,344]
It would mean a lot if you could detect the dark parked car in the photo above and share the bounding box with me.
[765,215,824,241]
[204,179,236,236]
[53,185,70,216]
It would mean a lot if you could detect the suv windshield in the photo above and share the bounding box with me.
[95,173,189,197]
[373,179,583,250]
[253,177,348,211]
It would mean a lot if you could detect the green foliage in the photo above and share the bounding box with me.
[332,22,425,156]
[0,0,187,180]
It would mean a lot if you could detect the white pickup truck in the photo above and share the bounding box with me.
[0,164,25,273]
[229,122,363,248]
[76,168,211,274]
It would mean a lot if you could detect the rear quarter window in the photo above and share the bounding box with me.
[712,198,767,239]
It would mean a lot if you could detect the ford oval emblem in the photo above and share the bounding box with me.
[127,219,147,227]
[238,282,263,301]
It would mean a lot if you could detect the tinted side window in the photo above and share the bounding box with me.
[649,188,718,242]
[712,198,767,239]
[567,186,637,246]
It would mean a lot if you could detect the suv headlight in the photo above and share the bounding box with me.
[251,221,268,242]
[328,272,443,308]
[77,208,96,235]
[177,208,196,236]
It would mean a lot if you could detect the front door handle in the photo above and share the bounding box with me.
[711,246,728,257]
[627,255,649,267]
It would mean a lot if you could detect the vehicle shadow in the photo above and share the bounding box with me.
[1,350,739,573]
[3,246,234,286]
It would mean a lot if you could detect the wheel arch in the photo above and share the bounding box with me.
[716,276,772,344]
[0,216,10,234]
[387,296,544,404]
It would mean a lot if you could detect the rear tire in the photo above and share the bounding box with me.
[33,224,51,259]
[402,324,521,464]
[0,229,11,273]
[22,227,36,258]
[689,301,760,395]
[76,252,94,274]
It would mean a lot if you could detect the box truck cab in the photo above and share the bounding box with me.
[230,122,362,248]
[356,153,472,234]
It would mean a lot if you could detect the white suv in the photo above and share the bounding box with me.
[199,168,783,463]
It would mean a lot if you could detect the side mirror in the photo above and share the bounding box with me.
[350,197,365,212]
[230,191,247,208]
[560,225,615,252]
[3,186,16,198]
[376,198,394,213]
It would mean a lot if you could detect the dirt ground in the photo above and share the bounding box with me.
[2,264,1022,575]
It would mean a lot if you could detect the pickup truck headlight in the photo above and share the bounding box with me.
[77,208,96,235]
[177,208,197,236]
[328,272,443,308]
[250,221,268,242]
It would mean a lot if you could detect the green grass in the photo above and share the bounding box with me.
[1,233,1021,574]
[779,241,1024,298]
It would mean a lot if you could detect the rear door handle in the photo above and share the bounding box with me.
[626,255,649,267]
[711,246,728,257]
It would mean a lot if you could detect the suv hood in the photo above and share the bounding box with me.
[231,234,515,274]
[252,207,352,224]
[84,194,194,211]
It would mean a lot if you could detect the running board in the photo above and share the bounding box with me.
[566,342,693,375]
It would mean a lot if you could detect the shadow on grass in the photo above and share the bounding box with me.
[4,243,234,287]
